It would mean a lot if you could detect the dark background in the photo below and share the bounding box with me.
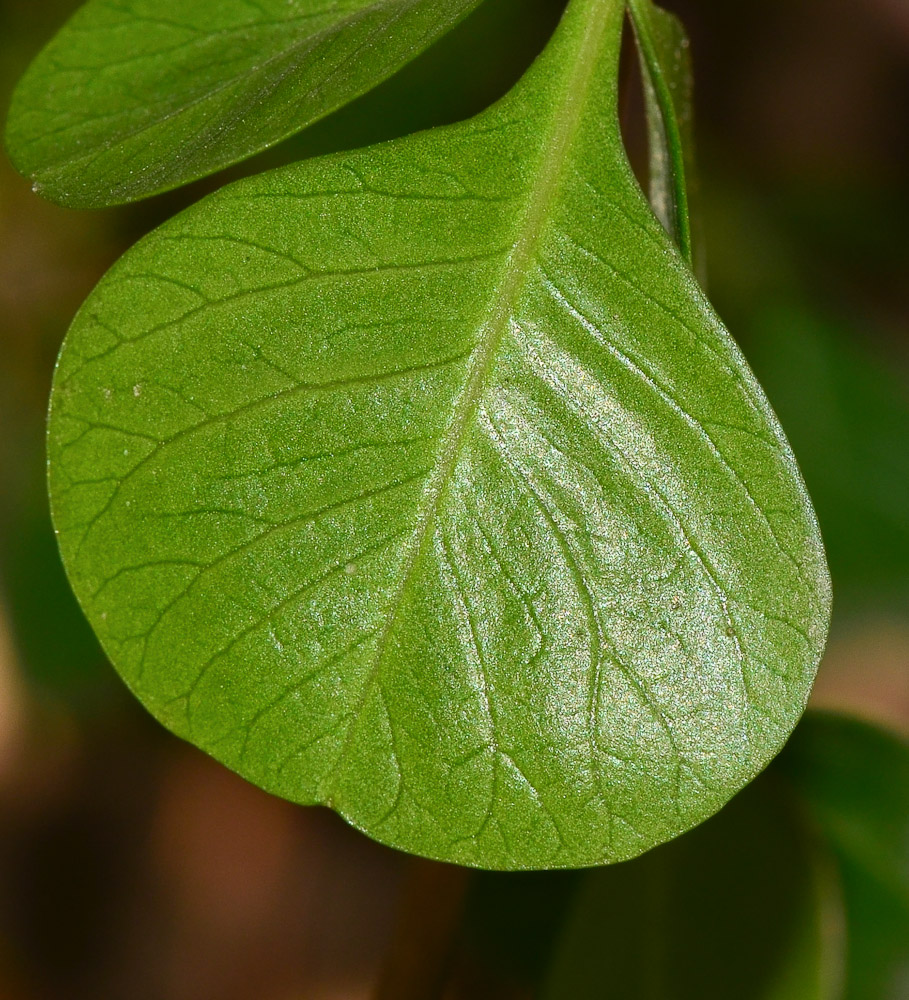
[1,0,907,997]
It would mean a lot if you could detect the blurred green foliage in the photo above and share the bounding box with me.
[782,713,909,1000]
[543,772,839,1000]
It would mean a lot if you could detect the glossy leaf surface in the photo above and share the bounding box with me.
[48,0,830,869]
[5,0,483,208]
[782,713,909,999]
[543,775,844,999]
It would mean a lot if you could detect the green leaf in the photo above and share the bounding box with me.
[781,713,909,999]
[543,774,845,999]
[4,0,484,208]
[48,0,830,869]
[626,0,696,268]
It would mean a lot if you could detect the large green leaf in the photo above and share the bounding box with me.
[781,714,909,999]
[48,0,830,869]
[4,0,483,208]
[543,774,845,999]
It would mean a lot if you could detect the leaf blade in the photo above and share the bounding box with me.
[48,0,830,869]
[5,0,485,207]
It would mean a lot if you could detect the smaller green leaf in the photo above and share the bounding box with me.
[543,775,845,1000]
[626,0,697,269]
[5,0,484,208]
[781,712,909,1000]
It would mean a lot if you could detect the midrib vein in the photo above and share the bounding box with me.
[325,0,619,800]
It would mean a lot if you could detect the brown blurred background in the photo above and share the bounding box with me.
[1,0,907,997]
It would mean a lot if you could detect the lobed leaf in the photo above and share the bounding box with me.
[48,0,830,869]
[5,0,484,208]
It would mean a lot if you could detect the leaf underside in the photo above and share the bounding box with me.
[5,0,484,208]
[48,0,830,869]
